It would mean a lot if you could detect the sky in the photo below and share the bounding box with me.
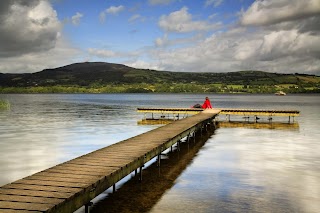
[0,0,319,75]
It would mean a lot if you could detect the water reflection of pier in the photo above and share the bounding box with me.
[138,119,299,130]
[91,125,216,213]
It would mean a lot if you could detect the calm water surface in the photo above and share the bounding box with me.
[0,94,319,213]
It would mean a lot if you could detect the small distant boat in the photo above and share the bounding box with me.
[275,91,286,96]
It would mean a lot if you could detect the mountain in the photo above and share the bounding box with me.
[0,62,319,92]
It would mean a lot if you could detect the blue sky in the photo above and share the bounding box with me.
[0,0,319,74]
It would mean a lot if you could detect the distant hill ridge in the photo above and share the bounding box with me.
[0,62,319,87]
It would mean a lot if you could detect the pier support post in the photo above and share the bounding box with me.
[113,184,116,193]
[157,153,161,177]
[139,166,143,182]
[177,140,181,151]
[157,153,161,167]
[85,202,93,213]
[254,115,260,123]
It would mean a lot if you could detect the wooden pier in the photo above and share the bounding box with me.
[137,107,300,122]
[0,110,220,213]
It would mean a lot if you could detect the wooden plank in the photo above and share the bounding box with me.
[67,161,129,168]
[34,171,102,180]
[14,179,88,188]
[76,154,137,161]
[0,188,73,199]
[53,164,118,173]
[137,107,203,114]
[1,183,80,193]
[24,174,100,184]
[43,168,110,176]
[85,154,145,161]
[0,201,54,212]
[28,172,104,181]
[0,194,63,204]
[137,107,300,116]
[93,146,157,153]
[72,157,134,163]
[0,209,41,213]
[49,165,114,173]
[64,162,121,169]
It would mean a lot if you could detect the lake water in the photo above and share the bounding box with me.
[0,94,319,213]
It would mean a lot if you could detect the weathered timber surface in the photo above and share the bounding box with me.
[137,107,300,117]
[0,110,220,213]
[219,108,300,116]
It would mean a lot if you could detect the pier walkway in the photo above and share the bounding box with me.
[137,107,300,122]
[0,109,220,213]
[137,107,300,117]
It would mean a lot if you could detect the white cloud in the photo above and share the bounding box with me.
[131,0,317,74]
[125,60,161,71]
[87,48,116,58]
[106,5,125,15]
[87,48,140,60]
[259,30,320,60]
[205,0,224,8]
[71,12,83,26]
[1,0,319,75]
[155,34,169,47]
[158,7,221,33]
[154,33,204,48]
[0,0,61,57]
[100,5,125,23]
[234,39,262,61]
[127,23,320,75]
[128,14,145,23]
[240,0,320,26]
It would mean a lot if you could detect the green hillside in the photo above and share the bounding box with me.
[0,62,319,93]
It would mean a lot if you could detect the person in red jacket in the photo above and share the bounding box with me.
[202,97,212,109]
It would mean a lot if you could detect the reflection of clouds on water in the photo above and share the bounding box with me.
[0,134,62,185]
[234,130,320,213]
[1,94,319,212]
[0,94,157,186]
[152,127,319,213]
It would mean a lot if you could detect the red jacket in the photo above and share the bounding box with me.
[202,99,212,109]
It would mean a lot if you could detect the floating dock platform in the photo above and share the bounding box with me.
[0,110,220,213]
[137,107,300,122]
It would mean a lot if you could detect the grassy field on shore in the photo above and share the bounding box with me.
[1,82,319,94]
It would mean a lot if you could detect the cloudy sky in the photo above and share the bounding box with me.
[0,0,319,74]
